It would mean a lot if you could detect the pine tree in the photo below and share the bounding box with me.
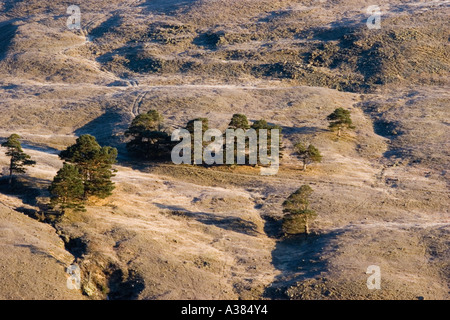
[59,135,117,199]
[49,164,85,214]
[294,143,322,170]
[224,114,251,164]
[283,185,313,212]
[282,185,317,236]
[125,110,172,159]
[250,119,271,131]
[250,119,283,164]
[327,108,355,137]
[228,114,250,130]
[186,118,209,164]
[185,117,209,135]
[282,209,316,236]
[1,134,35,185]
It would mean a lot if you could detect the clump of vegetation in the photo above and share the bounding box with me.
[327,108,355,137]
[282,185,317,236]
[125,110,172,160]
[1,134,35,185]
[48,163,85,214]
[148,22,193,45]
[56,134,118,201]
[250,119,283,164]
[294,143,322,171]
[228,114,251,130]
[223,114,253,165]
[185,117,209,164]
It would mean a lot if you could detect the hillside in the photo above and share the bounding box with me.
[0,0,448,300]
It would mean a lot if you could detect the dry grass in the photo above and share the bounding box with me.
[0,0,448,300]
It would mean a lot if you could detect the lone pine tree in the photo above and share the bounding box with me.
[1,134,35,185]
[59,134,117,199]
[327,108,355,137]
[49,163,85,214]
[282,185,317,236]
[294,143,322,170]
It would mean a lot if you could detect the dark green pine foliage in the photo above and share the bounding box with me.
[224,114,251,164]
[49,163,85,213]
[125,110,172,160]
[250,119,284,164]
[1,134,36,185]
[228,114,250,130]
[185,117,209,135]
[59,134,117,199]
[282,185,317,236]
[326,108,355,137]
[294,143,322,170]
[185,118,209,164]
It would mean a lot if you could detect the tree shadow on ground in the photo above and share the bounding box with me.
[0,176,47,205]
[140,0,195,15]
[21,142,60,155]
[74,110,128,146]
[262,223,345,299]
[14,244,68,266]
[0,21,18,59]
[73,110,131,161]
[281,125,327,136]
[89,15,122,39]
[106,267,145,300]
[155,203,260,236]
[0,175,54,221]
[358,101,407,161]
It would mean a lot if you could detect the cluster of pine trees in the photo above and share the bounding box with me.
[125,111,284,165]
[125,110,172,160]
[281,107,354,236]
[123,107,353,236]
[125,107,353,170]
[50,135,117,213]
[1,107,353,233]
[0,133,117,215]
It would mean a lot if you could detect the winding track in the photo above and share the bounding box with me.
[130,91,148,116]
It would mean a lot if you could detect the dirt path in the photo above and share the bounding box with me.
[130,91,148,116]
